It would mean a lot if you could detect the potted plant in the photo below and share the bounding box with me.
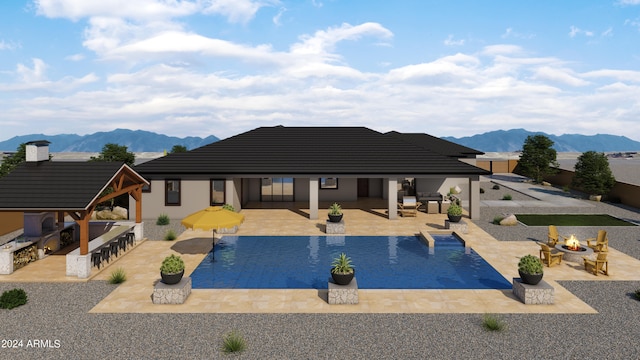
[447,202,463,222]
[330,252,355,285]
[518,254,543,285]
[328,202,343,223]
[160,254,185,285]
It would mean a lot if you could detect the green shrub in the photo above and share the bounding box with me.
[331,253,354,274]
[562,185,570,193]
[634,289,640,301]
[328,202,342,216]
[492,215,504,224]
[108,267,127,284]
[164,229,177,241]
[160,254,185,274]
[482,313,506,332]
[222,330,246,354]
[518,255,543,275]
[492,184,500,190]
[447,203,463,216]
[479,188,485,194]
[222,204,235,212]
[502,194,512,200]
[0,288,28,309]
[156,213,170,225]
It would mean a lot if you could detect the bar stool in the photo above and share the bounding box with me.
[126,232,135,247]
[118,236,127,252]
[91,251,102,269]
[109,242,119,257]
[101,247,111,264]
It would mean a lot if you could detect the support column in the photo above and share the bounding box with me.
[225,178,241,211]
[468,176,480,219]
[309,178,319,220]
[387,178,398,220]
[78,212,89,255]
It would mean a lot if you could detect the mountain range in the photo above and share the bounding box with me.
[442,129,640,152]
[0,128,638,153]
[0,129,219,152]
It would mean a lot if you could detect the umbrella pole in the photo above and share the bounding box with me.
[212,229,216,259]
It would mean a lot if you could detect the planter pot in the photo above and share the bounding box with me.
[161,269,184,285]
[328,214,343,223]
[518,270,543,285]
[589,195,602,202]
[331,269,354,285]
[447,214,462,223]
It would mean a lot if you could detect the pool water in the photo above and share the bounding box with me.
[189,235,512,290]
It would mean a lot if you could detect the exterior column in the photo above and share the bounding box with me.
[309,178,319,220]
[387,178,398,219]
[78,213,89,255]
[225,178,241,211]
[468,176,480,219]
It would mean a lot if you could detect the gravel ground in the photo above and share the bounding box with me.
[1,185,640,359]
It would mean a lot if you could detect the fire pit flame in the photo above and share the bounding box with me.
[565,235,580,251]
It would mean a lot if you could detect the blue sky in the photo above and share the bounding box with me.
[1,0,640,141]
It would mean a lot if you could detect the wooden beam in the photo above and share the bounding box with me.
[78,211,90,255]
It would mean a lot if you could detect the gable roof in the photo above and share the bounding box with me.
[135,126,490,177]
[0,161,146,211]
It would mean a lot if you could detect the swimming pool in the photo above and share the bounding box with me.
[189,235,511,290]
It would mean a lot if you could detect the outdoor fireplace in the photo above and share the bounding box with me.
[556,235,593,262]
[563,235,584,252]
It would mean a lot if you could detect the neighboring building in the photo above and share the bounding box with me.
[133,126,491,220]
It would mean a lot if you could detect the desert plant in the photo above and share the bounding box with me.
[222,330,246,354]
[0,288,28,309]
[331,253,354,274]
[492,215,504,224]
[108,267,127,284]
[482,313,506,332]
[479,188,485,194]
[502,194,512,200]
[562,185,570,193]
[222,203,235,212]
[164,229,177,241]
[492,184,500,190]
[328,202,343,216]
[156,213,170,226]
[634,289,640,301]
[447,203,463,216]
[518,254,543,275]
[160,254,185,274]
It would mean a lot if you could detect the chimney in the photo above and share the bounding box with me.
[25,140,51,163]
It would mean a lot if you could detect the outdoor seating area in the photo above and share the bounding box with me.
[91,232,135,269]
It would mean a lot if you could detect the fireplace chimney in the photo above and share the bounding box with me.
[25,140,51,163]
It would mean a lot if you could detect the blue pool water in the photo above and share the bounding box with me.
[189,235,512,290]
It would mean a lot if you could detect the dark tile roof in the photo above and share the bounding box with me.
[135,126,490,177]
[385,131,484,158]
[0,161,129,211]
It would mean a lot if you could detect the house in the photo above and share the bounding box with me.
[133,126,490,220]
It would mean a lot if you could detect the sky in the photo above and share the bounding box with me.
[1,1,640,142]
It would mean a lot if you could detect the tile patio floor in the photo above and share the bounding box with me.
[3,206,639,314]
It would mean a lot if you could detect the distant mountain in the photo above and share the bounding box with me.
[442,129,640,152]
[0,129,219,152]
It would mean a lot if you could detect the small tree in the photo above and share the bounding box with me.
[170,145,187,153]
[517,135,559,183]
[572,151,616,196]
[90,143,135,166]
[0,143,27,178]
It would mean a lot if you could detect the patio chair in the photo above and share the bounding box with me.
[547,225,568,246]
[583,252,609,276]
[398,196,418,217]
[538,242,563,267]
[586,230,609,252]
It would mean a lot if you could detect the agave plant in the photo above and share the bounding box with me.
[331,253,354,274]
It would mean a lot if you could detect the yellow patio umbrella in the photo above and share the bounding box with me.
[181,206,245,241]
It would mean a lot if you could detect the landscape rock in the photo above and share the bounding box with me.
[500,214,518,226]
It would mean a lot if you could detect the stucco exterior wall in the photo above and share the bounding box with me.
[141,179,210,219]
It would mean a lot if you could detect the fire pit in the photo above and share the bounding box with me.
[554,235,594,262]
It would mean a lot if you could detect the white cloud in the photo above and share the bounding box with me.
[617,0,640,5]
[65,53,85,61]
[203,0,279,24]
[443,35,464,46]
[501,27,535,39]
[0,40,20,50]
[532,66,590,87]
[569,25,594,38]
[290,22,393,56]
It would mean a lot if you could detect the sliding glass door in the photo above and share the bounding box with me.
[261,178,294,201]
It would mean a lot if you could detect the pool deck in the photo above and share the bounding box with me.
[3,178,640,315]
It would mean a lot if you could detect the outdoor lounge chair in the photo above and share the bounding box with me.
[398,196,418,217]
[547,225,568,246]
[539,242,563,267]
[586,230,609,252]
[583,252,609,276]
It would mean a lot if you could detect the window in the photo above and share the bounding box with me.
[210,179,225,205]
[320,177,338,189]
[165,179,181,206]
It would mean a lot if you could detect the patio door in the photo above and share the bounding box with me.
[261,178,294,201]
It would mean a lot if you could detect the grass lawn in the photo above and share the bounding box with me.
[516,214,636,226]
